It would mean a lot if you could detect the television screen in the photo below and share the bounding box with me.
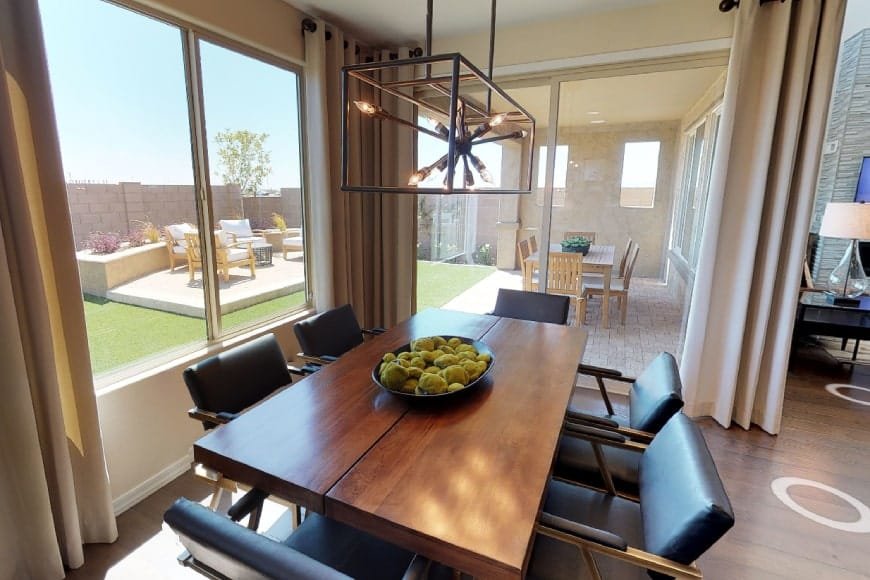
[856,156,870,202]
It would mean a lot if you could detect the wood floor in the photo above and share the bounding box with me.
[65,344,870,579]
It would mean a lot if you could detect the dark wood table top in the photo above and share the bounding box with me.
[326,316,588,579]
[193,308,500,512]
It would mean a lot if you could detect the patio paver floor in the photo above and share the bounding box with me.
[442,271,684,379]
[105,251,306,317]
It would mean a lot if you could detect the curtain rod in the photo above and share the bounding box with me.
[720,0,786,12]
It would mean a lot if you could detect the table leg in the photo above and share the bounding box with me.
[601,268,611,329]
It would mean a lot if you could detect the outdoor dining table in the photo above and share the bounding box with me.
[193,308,588,579]
[525,243,616,328]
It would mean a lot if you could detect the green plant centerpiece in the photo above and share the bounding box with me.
[561,236,591,255]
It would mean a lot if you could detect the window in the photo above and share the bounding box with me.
[671,109,721,270]
[39,0,308,382]
[619,141,660,208]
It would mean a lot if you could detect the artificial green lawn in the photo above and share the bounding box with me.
[415,261,496,311]
[83,261,495,375]
[84,291,305,375]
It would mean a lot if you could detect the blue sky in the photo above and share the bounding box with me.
[39,0,302,188]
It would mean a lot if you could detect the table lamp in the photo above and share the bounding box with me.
[818,202,870,305]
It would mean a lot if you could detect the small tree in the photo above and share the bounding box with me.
[215,130,271,197]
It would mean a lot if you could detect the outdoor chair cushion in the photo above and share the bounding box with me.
[172,245,188,255]
[226,248,250,262]
[219,219,255,238]
[167,223,195,248]
[284,235,304,248]
[582,277,626,292]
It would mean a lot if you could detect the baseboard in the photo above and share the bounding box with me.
[112,451,193,516]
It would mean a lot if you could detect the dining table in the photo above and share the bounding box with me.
[525,243,616,328]
[193,308,588,579]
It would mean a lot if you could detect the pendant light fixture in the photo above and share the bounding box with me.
[340,0,535,194]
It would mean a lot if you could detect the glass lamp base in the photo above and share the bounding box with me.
[828,239,867,298]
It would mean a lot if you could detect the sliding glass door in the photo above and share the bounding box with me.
[39,0,309,382]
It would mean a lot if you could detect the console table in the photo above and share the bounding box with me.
[794,293,870,360]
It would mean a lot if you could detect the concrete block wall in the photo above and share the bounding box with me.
[66,182,303,248]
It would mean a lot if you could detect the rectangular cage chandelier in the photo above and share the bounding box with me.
[340,2,535,195]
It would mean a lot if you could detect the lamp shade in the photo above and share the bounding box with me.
[819,202,870,239]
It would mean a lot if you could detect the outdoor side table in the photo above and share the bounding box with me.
[251,241,273,266]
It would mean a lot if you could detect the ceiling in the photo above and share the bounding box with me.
[284,0,664,45]
[504,67,726,128]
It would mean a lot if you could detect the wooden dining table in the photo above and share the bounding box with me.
[193,308,587,579]
[525,244,616,328]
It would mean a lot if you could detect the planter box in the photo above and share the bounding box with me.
[78,242,168,296]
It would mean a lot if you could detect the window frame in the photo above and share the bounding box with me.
[47,0,312,384]
[670,103,722,274]
[618,140,661,209]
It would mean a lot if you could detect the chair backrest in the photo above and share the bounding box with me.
[628,352,683,432]
[183,334,291,428]
[618,238,634,277]
[219,218,255,238]
[164,498,351,580]
[639,413,734,566]
[294,304,364,358]
[166,223,195,246]
[529,235,538,253]
[492,289,570,325]
[621,243,640,288]
[546,252,583,297]
[564,231,596,244]
[518,239,531,260]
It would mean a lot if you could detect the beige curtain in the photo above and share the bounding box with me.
[0,0,117,576]
[304,20,416,328]
[681,0,846,434]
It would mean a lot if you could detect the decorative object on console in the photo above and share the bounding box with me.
[340,0,534,194]
[819,202,870,305]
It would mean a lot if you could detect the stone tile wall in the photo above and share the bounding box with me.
[811,30,870,283]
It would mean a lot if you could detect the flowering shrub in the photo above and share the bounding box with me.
[126,228,147,247]
[86,231,122,254]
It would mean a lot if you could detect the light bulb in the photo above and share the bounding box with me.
[490,113,506,126]
[354,101,378,116]
[408,173,423,186]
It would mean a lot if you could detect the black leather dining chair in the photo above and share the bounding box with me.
[529,413,734,579]
[164,493,426,580]
[183,333,293,431]
[490,288,571,325]
[555,352,683,497]
[293,304,383,372]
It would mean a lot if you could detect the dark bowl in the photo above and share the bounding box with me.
[372,337,495,401]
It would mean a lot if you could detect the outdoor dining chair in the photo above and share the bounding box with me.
[529,413,734,579]
[164,492,426,580]
[564,231,596,244]
[579,243,639,325]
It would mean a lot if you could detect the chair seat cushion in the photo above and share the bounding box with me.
[226,248,250,262]
[284,236,303,247]
[173,245,188,255]
[284,513,415,580]
[527,480,647,580]
[553,435,641,497]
